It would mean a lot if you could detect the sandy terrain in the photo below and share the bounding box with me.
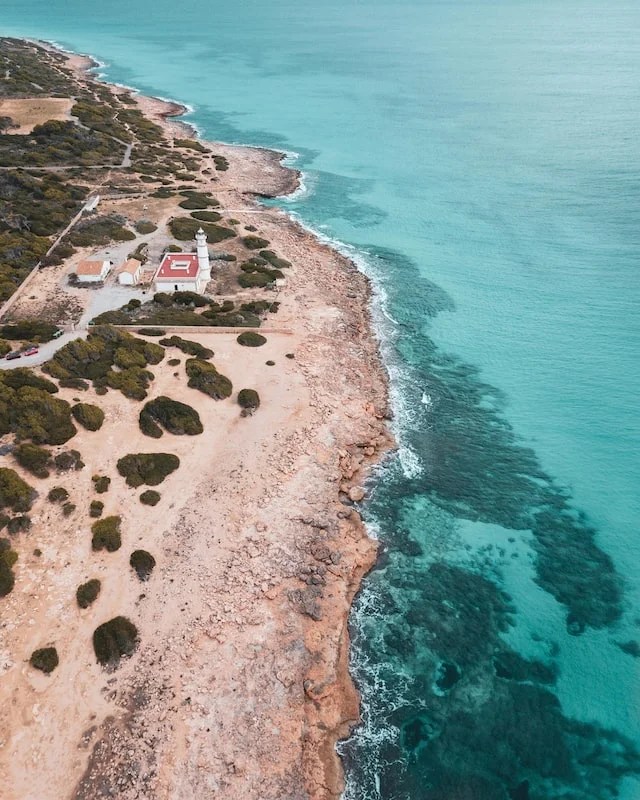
[0,97,74,134]
[0,49,392,800]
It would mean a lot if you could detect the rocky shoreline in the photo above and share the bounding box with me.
[0,41,394,800]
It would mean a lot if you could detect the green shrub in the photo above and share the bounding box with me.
[7,515,31,534]
[68,215,135,247]
[136,328,166,337]
[92,475,110,494]
[59,377,89,391]
[54,450,84,471]
[116,453,180,487]
[190,210,222,223]
[266,360,275,366]
[0,321,59,343]
[153,292,173,307]
[62,502,76,517]
[285,353,295,359]
[0,339,10,357]
[242,235,270,250]
[159,335,213,359]
[169,217,235,243]
[30,647,59,674]
[259,250,291,269]
[130,550,156,581]
[76,578,101,608]
[90,500,104,518]
[0,468,35,513]
[93,616,139,668]
[1,368,58,394]
[237,389,260,411]
[185,359,232,399]
[138,411,162,439]
[0,381,76,446]
[213,155,229,171]
[237,332,267,348]
[140,396,203,437]
[0,538,18,596]
[105,366,155,401]
[139,489,160,506]
[48,486,68,503]
[177,192,218,210]
[14,443,51,478]
[174,138,209,153]
[91,516,122,552]
[172,291,209,308]
[151,187,174,199]
[135,220,157,234]
[71,403,105,431]
[168,358,180,367]
[238,272,275,289]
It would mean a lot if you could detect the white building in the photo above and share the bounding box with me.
[152,229,211,294]
[117,258,143,286]
[76,259,112,283]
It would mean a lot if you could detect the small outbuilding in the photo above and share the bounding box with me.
[117,258,143,286]
[75,259,112,283]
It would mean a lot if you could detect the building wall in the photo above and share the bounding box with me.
[153,278,202,294]
[118,270,140,286]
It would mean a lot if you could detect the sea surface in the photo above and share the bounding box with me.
[2,2,640,798]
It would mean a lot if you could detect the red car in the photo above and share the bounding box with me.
[22,346,39,357]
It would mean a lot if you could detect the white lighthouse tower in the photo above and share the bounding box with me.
[195,228,211,284]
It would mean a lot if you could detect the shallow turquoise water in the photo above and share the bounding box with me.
[2,2,639,797]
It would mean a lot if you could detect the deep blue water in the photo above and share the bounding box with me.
[2,2,639,797]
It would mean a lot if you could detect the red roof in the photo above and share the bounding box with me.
[155,253,199,280]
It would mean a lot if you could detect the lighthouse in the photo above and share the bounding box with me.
[195,228,211,284]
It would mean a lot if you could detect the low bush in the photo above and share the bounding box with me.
[238,271,275,289]
[266,360,275,366]
[0,468,35,513]
[242,235,270,250]
[0,339,10,357]
[172,291,209,308]
[1,368,58,394]
[178,193,218,210]
[71,403,105,431]
[59,377,89,391]
[213,155,229,171]
[237,332,267,348]
[90,500,104,518]
[116,453,180,487]
[29,647,59,674]
[68,215,135,247]
[91,516,122,552]
[130,549,156,581]
[14,443,51,478]
[0,380,77,446]
[285,353,295,359]
[54,450,84,471]
[169,217,235,243]
[139,489,160,506]
[0,538,18,596]
[151,187,174,199]
[168,358,180,367]
[62,502,76,516]
[135,220,157,234]
[136,328,166,337]
[93,616,139,669]
[139,396,203,437]
[138,412,162,439]
[237,389,260,411]
[259,250,291,269]
[190,210,222,223]
[185,358,232,399]
[76,578,101,608]
[48,486,69,503]
[159,335,213,359]
[92,475,110,493]
[0,321,59,343]
[175,138,209,153]
[7,515,31,535]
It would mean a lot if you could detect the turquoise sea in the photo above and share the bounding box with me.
[2,2,640,797]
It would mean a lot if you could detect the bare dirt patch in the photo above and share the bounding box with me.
[0,97,74,134]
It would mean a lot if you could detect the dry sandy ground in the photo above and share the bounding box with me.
[0,59,392,800]
[0,97,74,134]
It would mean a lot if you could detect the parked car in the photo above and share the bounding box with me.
[22,346,39,357]
[5,351,21,360]
[52,329,63,339]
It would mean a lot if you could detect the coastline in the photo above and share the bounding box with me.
[0,40,394,799]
